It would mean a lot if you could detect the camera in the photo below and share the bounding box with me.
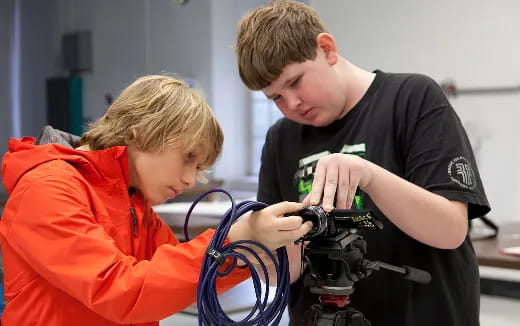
[287,205,384,241]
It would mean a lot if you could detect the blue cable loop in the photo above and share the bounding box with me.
[183,188,290,326]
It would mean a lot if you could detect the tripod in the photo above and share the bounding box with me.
[300,231,431,326]
[283,206,431,326]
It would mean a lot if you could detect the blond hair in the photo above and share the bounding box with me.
[236,0,328,90]
[81,75,223,174]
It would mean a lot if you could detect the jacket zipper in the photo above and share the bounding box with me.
[130,206,138,238]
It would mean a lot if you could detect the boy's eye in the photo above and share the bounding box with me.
[290,76,301,87]
[271,95,281,102]
[185,152,196,162]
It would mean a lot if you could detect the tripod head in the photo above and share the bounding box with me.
[287,206,432,325]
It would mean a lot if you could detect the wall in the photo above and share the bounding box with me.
[50,0,213,122]
[0,0,54,146]
[0,0,14,195]
[210,0,262,180]
[0,0,54,194]
[46,0,268,181]
[311,0,520,222]
[52,0,148,121]
[19,0,54,137]
[0,0,14,159]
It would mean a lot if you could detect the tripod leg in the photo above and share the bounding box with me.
[303,305,371,326]
[346,309,371,326]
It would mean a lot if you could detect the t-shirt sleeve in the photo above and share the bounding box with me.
[257,125,283,205]
[398,75,490,219]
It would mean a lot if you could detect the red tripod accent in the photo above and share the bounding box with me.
[319,294,351,308]
[304,294,371,325]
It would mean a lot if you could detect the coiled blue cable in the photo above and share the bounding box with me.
[183,188,290,326]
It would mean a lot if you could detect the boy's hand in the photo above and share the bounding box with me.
[302,154,374,212]
[229,201,312,250]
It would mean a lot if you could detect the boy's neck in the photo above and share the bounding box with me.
[340,59,376,118]
[75,144,91,151]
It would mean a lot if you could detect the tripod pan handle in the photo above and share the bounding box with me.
[402,266,431,284]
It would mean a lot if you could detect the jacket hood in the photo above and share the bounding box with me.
[2,126,129,194]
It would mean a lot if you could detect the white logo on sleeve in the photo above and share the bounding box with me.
[448,156,476,189]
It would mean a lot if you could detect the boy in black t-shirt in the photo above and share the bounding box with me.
[235,1,490,325]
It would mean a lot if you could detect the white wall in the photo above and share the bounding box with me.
[51,0,213,122]
[52,0,147,121]
[210,0,267,180]
[0,0,261,189]
[311,0,520,222]
[48,0,254,181]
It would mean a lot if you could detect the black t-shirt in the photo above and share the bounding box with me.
[257,70,490,326]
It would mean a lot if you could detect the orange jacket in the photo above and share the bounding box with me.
[0,137,250,325]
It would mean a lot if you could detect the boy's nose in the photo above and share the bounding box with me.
[287,95,302,111]
[182,168,197,189]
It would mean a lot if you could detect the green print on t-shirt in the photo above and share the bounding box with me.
[295,143,367,209]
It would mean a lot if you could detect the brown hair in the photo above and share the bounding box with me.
[236,0,328,90]
[81,75,223,174]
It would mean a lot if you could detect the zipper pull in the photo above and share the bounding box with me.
[130,206,138,237]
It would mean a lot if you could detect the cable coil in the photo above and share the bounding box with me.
[183,189,290,326]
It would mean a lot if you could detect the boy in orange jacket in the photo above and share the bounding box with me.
[0,75,311,325]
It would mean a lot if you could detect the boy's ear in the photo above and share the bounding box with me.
[316,33,338,65]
